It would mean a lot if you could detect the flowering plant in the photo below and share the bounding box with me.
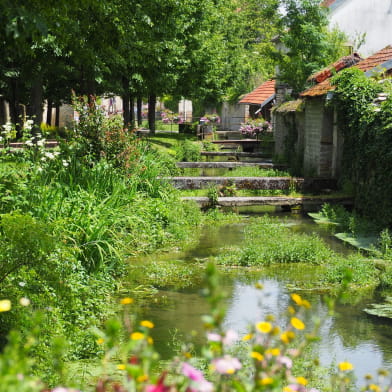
[240,118,271,139]
[161,111,184,124]
[1,263,392,391]
[200,114,220,124]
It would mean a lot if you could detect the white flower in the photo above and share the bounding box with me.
[62,160,69,167]
[18,282,26,287]
[3,122,12,132]
[19,297,30,306]
[36,140,45,147]
[24,119,34,130]
[25,140,34,147]
[53,151,60,157]
[37,167,43,172]
[44,152,55,160]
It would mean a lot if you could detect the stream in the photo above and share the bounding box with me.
[131,207,392,385]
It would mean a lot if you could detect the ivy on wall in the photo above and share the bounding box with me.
[331,68,392,227]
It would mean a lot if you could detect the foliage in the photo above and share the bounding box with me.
[175,140,202,162]
[275,0,347,94]
[0,107,203,384]
[331,69,392,226]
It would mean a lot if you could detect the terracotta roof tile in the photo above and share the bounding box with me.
[239,80,276,105]
[355,45,392,72]
[301,46,392,97]
[321,0,336,7]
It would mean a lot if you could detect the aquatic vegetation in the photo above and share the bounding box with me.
[2,264,390,391]
[216,216,334,266]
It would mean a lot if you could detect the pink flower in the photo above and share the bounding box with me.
[211,355,242,374]
[182,363,205,382]
[222,329,238,346]
[207,333,221,342]
[278,356,293,369]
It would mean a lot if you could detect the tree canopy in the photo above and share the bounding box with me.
[0,0,346,127]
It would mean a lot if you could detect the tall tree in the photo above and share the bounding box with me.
[275,0,347,94]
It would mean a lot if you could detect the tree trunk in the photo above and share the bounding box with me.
[27,75,43,128]
[129,95,135,129]
[9,78,21,135]
[137,96,142,126]
[122,77,130,126]
[46,101,53,125]
[55,104,60,128]
[0,96,7,125]
[148,94,156,134]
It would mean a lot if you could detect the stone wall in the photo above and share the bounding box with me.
[303,97,337,178]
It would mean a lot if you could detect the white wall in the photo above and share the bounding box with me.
[328,0,392,56]
[221,102,248,131]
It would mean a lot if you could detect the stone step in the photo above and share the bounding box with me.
[164,176,337,192]
[201,151,270,158]
[181,196,354,209]
[176,161,287,169]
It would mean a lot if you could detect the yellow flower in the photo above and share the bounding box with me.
[280,331,295,344]
[365,374,373,380]
[260,377,274,385]
[302,299,311,309]
[250,351,264,361]
[120,297,134,305]
[290,317,305,330]
[131,332,145,340]
[288,306,296,315]
[226,368,235,375]
[96,338,105,345]
[140,320,154,329]
[184,352,192,358]
[137,374,148,382]
[117,364,126,370]
[369,384,381,392]
[338,361,354,372]
[147,336,154,344]
[296,376,308,386]
[272,326,280,335]
[378,369,389,377]
[266,348,280,356]
[255,282,264,290]
[242,333,254,341]
[0,300,11,312]
[291,293,303,306]
[284,387,296,392]
[256,321,272,334]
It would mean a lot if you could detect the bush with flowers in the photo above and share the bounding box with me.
[199,114,220,124]
[240,118,271,139]
[1,263,391,392]
[161,111,184,124]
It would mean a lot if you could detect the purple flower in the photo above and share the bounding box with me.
[211,355,242,374]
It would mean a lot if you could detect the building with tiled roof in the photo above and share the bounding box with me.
[301,46,392,97]
[274,45,392,179]
[239,80,276,106]
[238,80,276,121]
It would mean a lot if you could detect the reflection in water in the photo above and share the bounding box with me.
[137,212,392,384]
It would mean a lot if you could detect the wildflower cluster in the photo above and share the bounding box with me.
[240,117,271,139]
